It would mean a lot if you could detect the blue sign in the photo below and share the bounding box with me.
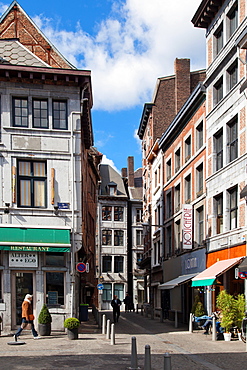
[97,283,104,290]
[58,203,70,209]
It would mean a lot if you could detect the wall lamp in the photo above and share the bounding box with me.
[4,203,10,214]
[54,205,59,215]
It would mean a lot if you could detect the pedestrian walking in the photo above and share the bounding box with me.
[111,295,122,323]
[14,294,40,340]
[123,293,132,312]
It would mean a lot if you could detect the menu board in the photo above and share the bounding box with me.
[48,291,58,305]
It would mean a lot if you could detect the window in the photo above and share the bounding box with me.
[46,253,65,267]
[136,230,143,246]
[166,192,172,219]
[52,100,67,129]
[46,272,64,306]
[114,283,124,301]
[175,220,181,251]
[114,256,123,273]
[114,230,124,246]
[102,230,112,245]
[229,186,238,230]
[174,184,181,212]
[17,160,46,207]
[196,122,203,150]
[166,159,171,181]
[214,77,223,105]
[102,256,112,272]
[33,99,48,128]
[153,240,161,265]
[227,61,238,91]
[102,206,112,221]
[109,184,117,195]
[215,193,223,234]
[13,97,28,127]
[136,253,142,266]
[185,174,191,203]
[175,148,181,172]
[102,283,112,301]
[166,225,172,257]
[136,209,143,223]
[215,23,223,54]
[215,129,223,171]
[228,117,238,163]
[114,206,123,221]
[197,206,204,245]
[196,163,203,196]
[228,3,238,37]
[185,136,191,162]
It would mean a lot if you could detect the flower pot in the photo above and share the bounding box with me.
[67,328,78,340]
[38,323,51,336]
[223,332,231,341]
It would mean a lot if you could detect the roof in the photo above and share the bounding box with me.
[0,39,50,67]
[191,257,244,287]
[192,0,225,29]
[128,168,143,200]
[99,164,128,198]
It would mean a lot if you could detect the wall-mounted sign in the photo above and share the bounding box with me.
[182,204,193,250]
[76,262,86,273]
[9,252,38,267]
[58,203,70,209]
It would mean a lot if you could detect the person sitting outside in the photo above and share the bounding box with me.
[202,310,221,334]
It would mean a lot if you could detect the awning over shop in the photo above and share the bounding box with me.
[158,273,197,290]
[0,226,71,252]
[191,257,244,287]
[238,257,247,272]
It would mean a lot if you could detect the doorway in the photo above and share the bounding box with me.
[12,272,34,327]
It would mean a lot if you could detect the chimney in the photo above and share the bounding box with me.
[121,167,127,178]
[174,58,190,114]
[128,156,134,187]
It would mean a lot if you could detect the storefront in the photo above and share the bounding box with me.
[0,225,72,333]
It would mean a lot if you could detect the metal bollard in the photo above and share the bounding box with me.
[102,314,106,335]
[189,313,193,333]
[106,319,110,340]
[144,344,151,370]
[212,316,216,341]
[130,336,138,369]
[110,323,115,345]
[163,352,171,370]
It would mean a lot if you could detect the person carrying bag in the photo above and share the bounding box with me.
[14,294,40,340]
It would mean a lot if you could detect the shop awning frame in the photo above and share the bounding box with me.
[191,257,244,287]
[158,273,197,290]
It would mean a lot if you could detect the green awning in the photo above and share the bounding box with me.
[191,278,215,287]
[0,245,70,252]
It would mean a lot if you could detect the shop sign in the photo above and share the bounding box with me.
[0,245,70,252]
[182,204,193,249]
[9,252,38,267]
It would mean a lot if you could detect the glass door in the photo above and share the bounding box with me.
[12,272,33,326]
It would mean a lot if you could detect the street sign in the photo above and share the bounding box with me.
[76,262,86,273]
[97,283,104,290]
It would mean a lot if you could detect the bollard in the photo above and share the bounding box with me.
[212,316,216,341]
[102,314,106,335]
[110,323,115,345]
[163,352,171,370]
[189,313,193,333]
[106,319,110,340]
[175,310,178,329]
[130,336,138,369]
[144,344,151,370]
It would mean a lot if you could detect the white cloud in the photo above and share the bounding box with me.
[134,128,142,153]
[101,154,120,173]
[25,1,206,111]
[94,130,114,149]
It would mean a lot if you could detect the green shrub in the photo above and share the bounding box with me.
[233,293,245,329]
[64,317,80,330]
[38,304,52,324]
[216,290,235,332]
[191,295,205,317]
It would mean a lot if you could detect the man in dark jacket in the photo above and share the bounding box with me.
[111,295,122,323]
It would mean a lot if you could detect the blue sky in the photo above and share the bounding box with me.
[0,0,206,172]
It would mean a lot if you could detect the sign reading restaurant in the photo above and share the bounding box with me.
[0,245,70,252]
[182,204,193,249]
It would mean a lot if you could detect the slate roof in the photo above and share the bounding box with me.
[99,164,128,198]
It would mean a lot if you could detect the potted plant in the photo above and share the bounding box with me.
[38,304,52,336]
[64,317,80,340]
[216,290,235,341]
[191,295,206,329]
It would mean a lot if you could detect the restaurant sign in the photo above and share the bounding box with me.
[9,252,38,267]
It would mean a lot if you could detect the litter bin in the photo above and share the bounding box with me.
[79,304,89,322]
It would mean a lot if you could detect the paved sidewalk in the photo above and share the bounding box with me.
[0,311,246,369]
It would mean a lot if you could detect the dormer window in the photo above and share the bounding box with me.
[108,181,117,196]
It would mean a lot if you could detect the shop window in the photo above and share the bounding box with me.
[13,97,28,127]
[114,206,123,221]
[52,100,67,130]
[102,206,112,221]
[33,99,48,128]
[102,230,112,245]
[46,272,64,306]
[114,256,123,273]
[102,283,112,301]
[46,252,65,266]
[17,160,47,208]
[114,230,124,246]
[114,283,124,301]
[102,256,112,272]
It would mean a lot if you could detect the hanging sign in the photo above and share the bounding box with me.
[182,204,193,249]
[76,262,87,273]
